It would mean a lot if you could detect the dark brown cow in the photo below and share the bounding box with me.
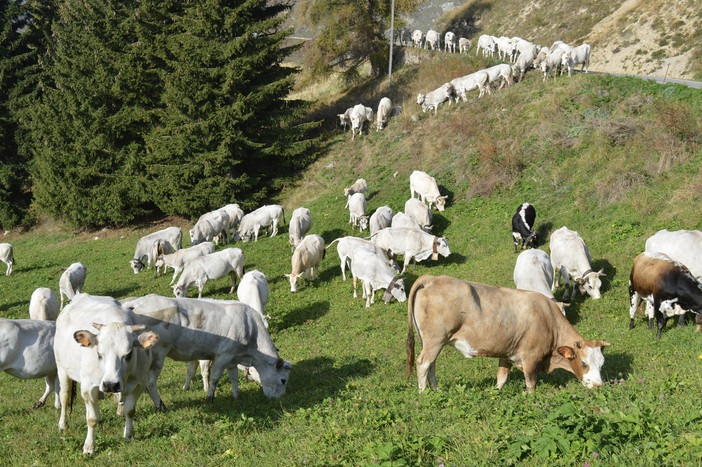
[629,252,702,339]
[406,275,610,393]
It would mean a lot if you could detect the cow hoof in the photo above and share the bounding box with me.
[31,400,45,410]
[206,396,214,403]
[157,402,168,413]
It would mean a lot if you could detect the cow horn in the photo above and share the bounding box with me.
[574,340,584,349]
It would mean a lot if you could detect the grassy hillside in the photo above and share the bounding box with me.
[1,57,701,464]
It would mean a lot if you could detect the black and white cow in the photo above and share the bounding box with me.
[511,203,537,253]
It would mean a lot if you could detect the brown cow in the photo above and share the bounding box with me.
[406,275,610,393]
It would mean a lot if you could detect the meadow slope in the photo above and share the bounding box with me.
[1,56,701,464]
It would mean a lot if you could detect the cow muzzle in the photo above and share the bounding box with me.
[101,381,121,394]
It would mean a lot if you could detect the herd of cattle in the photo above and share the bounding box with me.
[2,166,702,454]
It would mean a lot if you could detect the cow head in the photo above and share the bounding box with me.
[556,340,611,388]
[130,259,145,274]
[285,272,303,293]
[416,93,426,105]
[576,269,606,299]
[255,357,292,399]
[433,237,451,260]
[154,256,165,270]
[382,277,407,304]
[525,231,538,249]
[432,195,448,212]
[74,323,159,394]
[172,284,188,298]
[358,216,369,232]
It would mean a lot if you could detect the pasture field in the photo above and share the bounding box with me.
[1,67,702,465]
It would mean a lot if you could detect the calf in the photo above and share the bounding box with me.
[511,202,537,253]
[629,252,702,339]
[29,287,59,321]
[444,31,456,53]
[289,207,312,250]
[151,239,174,278]
[1,318,59,409]
[405,197,432,230]
[130,226,182,274]
[376,97,393,131]
[286,234,325,293]
[235,205,285,242]
[349,249,407,308]
[173,248,244,298]
[458,37,471,54]
[369,205,393,236]
[371,226,450,274]
[327,236,395,281]
[54,294,159,455]
[347,192,368,231]
[0,242,14,275]
[407,275,610,393]
[59,261,87,310]
[417,83,455,115]
[485,63,514,89]
[154,241,215,285]
[410,170,448,211]
[513,249,564,315]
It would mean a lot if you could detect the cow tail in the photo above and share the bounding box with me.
[282,208,286,227]
[325,238,341,250]
[68,378,76,415]
[406,277,426,381]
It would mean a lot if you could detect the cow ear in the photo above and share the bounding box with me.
[129,324,146,333]
[599,340,611,348]
[74,330,97,348]
[92,323,104,331]
[575,277,586,284]
[597,269,606,276]
[557,346,576,360]
[137,331,160,349]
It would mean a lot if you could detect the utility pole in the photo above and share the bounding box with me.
[388,0,395,84]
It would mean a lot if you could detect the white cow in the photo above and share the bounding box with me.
[121,294,291,411]
[376,97,393,131]
[450,70,490,101]
[349,249,407,308]
[191,209,230,245]
[235,204,285,242]
[458,37,471,54]
[0,242,14,275]
[236,270,270,326]
[512,43,538,82]
[409,170,448,211]
[221,203,245,235]
[369,205,393,236]
[412,29,423,48]
[286,234,325,293]
[476,34,496,57]
[29,287,59,321]
[532,46,550,70]
[485,63,514,88]
[550,226,605,301]
[371,227,450,274]
[347,192,368,231]
[54,294,159,455]
[154,241,215,285]
[173,248,245,298]
[289,207,312,250]
[59,261,87,310]
[541,47,565,81]
[405,197,432,230]
[645,229,702,280]
[130,226,182,274]
[344,178,369,200]
[337,106,354,132]
[349,104,374,140]
[326,236,395,281]
[513,249,565,316]
[391,212,422,230]
[0,318,59,409]
[417,83,455,115]
[444,31,456,53]
[496,36,515,61]
[425,29,440,50]
[151,239,174,278]
[561,43,591,75]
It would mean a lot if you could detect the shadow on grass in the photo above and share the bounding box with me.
[430,212,451,237]
[535,222,553,248]
[273,300,330,332]
[321,228,346,243]
[0,300,26,314]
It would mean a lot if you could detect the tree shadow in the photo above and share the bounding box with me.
[272,300,330,332]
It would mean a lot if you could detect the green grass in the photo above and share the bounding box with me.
[1,63,702,464]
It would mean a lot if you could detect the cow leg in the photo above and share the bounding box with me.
[400,256,410,275]
[121,389,140,442]
[57,368,71,431]
[416,345,443,392]
[654,299,665,339]
[271,221,278,237]
[170,267,181,285]
[253,225,260,242]
[496,358,512,391]
[32,375,54,410]
[144,358,167,412]
[364,281,372,308]
[226,365,240,399]
[82,385,100,456]
[205,358,229,402]
[628,288,640,330]
[677,313,686,327]
[200,360,212,393]
[229,271,236,294]
[340,256,348,281]
[522,362,540,394]
[353,274,359,298]
[183,360,198,390]
[197,278,207,299]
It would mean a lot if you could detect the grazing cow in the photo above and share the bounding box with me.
[59,261,87,310]
[476,34,497,57]
[29,287,59,321]
[337,107,354,132]
[154,242,215,285]
[349,249,407,308]
[485,63,514,89]
[412,29,423,48]
[286,234,325,293]
[511,202,537,253]
[54,294,159,455]
[369,205,394,236]
[392,212,422,230]
[235,205,285,242]
[629,252,702,339]
[541,47,565,81]
[151,239,174,278]
[450,70,490,101]
[289,207,312,250]
[349,104,372,140]
[0,318,59,410]
[347,192,368,231]
[417,83,455,115]
[513,249,564,315]
[376,97,393,131]
[221,203,245,235]
[121,294,291,411]
[550,226,605,301]
[406,275,611,393]
[371,227,450,274]
[532,46,550,70]
[327,236,395,281]
[444,31,456,53]
[130,226,182,274]
[496,36,515,61]
[173,248,244,298]
[512,43,538,82]
[458,37,471,54]
[236,270,270,326]
[191,209,230,246]
[344,178,369,200]
[0,242,14,275]
[425,29,440,50]
[405,198,432,230]
[561,44,591,75]
[409,170,448,211]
